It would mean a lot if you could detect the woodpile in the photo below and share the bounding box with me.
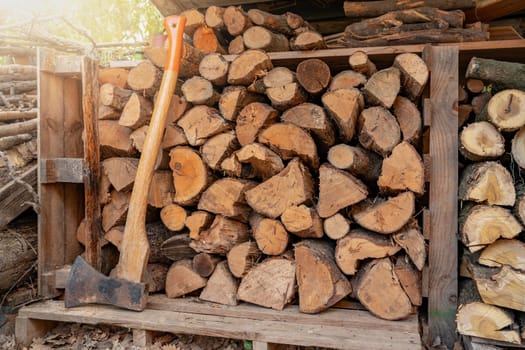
[89,39,431,319]
[457,57,525,345]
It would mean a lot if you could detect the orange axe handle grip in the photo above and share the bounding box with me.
[164,15,186,72]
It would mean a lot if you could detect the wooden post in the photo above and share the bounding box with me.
[15,317,56,346]
[132,329,153,347]
[427,46,458,349]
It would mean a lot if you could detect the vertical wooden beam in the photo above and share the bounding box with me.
[15,317,56,346]
[132,329,153,347]
[428,45,459,348]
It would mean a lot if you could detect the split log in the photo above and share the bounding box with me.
[460,121,505,161]
[393,53,429,101]
[102,157,138,192]
[101,190,130,232]
[352,258,413,320]
[201,131,239,170]
[511,126,525,170]
[280,103,335,149]
[358,106,401,157]
[0,119,36,138]
[99,67,128,89]
[249,67,295,94]
[169,146,211,206]
[193,253,221,278]
[221,153,255,178]
[160,203,187,232]
[466,79,484,94]
[99,83,132,110]
[0,109,37,122]
[160,234,197,261]
[343,0,474,18]
[466,57,525,92]
[394,256,422,306]
[473,264,525,312]
[378,141,424,195]
[392,96,421,144]
[328,70,367,91]
[0,134,32,151]
[0,223,37,291]
[228,35,245,55]
[281,205,323,238]
[515,184,525,225]
[181,76,220,106]
[200,261,239,306]
[348,51,377,77]
[393,224,426,271]
[236,102,279,146]
[317,164,368,218]
[162,125,188,149]
[245,158,314,219]
[484,89,525,132]
[460,204,522,252]
[99,105,120,120]
[198,178,256,222]
[224,6,252,36]
[146,263,168,293]
[147,45,203,80]
[165,259,207,298]
[458,104,473,128]
[103,226,122,250]
[363,67,400,108]
[295,240,352,313]
[219,86,264,121]
[458,85,469,103]
[0,139,36,168]
[459,161,515,206]
[351,191,415,234]
[290,31,326,51]
[479,239,525,271]
[266,83,308,111]
[227,50,273,86]
[190,215,249,255]
[177,105,230,146]
[205,6,226,30]
[199,53,229,86]
[148,170,174,207]
[323,213,350,240]
[321,88,363,142]
[166,94,190,125]
[127,60,162,97]
[98,120,136,158]
[0,80,36,94]
[335,229,400,275]
[193,26,226,54]
[243,26,289,52]
[296,59,331,97]
[472,92,491,116]
[237,257,296,310]
[327,144,381,182]
[227,241,261,278]
[250,214,289,256]
[180,9,205,36]
[286,12,312,31]
[247,9,294,35]
[185,211,214,240]
[235,143,284,180]
[0,64,36,82]
[258,123,319,168]
[457,302,521,344]
[119,93,152,129]
[99,166,111,205]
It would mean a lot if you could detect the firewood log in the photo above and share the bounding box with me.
[190,215,249,255]
[266,83,307,111]
[246,158,314,219]
[472,91,492,116]
[227,241,261,278]
[343,0,474,18]
[119,93,152,129]
[199,53,229,86]
[99,83,132,110]
[102,190,130,232]
[99,165,111,205]
[185,211,214,240]
[511,127,525,170]
[466,79,484,94]
[235,143,284,180]
[102,157,138,192]
[181,76,220,106]
[165,94,189,125]
[484,89,525,131]
[358,106,401,157]
[295,240,352,313]
[243,26,289,52]
[228,35,245,55]
[458,104,473,128]
[393,53,429,101]
[199,261,239,306]
[352,258,413,320]
[0,81,36,94]
[458,85,469,103]
[193,253,221,278]
[143,43,205,79]
[250,214,289,255]
[180,8,205,36]
[103,226,121,249]
[145,263,168,293]
[394,255,422,306]
[160,203,187,232]
[296,59,331,97]
[193,25,226,54]
[327,144,381,182]
[392,96,421,144]
[221,153,255,178]
[236,102,279,146]
[460,204,522,253]
[99,67,128,89]
[161,125,188,150]
[224,6,253,36]
[393,224,426,271]
[335,229,400,275]
[0,64,36,82]
[148,170,174,207]
[227,49,272,86]
[258,123,319,168]
[280,103,335,149]
[169,146,211,206]
[99,121,136,159]
[200,131,239,170]
[0,134,32,151]
[363,67,400,108]
[323,213,350,240]
[378,141,424,195]
[466,57,525,92]
[249,67,295,94]
[289,31,326,51]
[205,6,226,30]
[98,105,120,120]
[127,60,162,97]
[459,161,515,206]
[352,191,415,234]
[219,86,265,121]
[165,259,207,298]
[328,70,367,91]
[247,9,294,35]
[317,163,368,218]
[281,205,323,238]
[177,105,230,146]
[198,178,256,223]
[348,51,377,77]
[460,121,505,161]
[0,119,36,138]
[479,239,525,271]
[237,257,296,310]
[321,88,363,142]
[160,234,197,261]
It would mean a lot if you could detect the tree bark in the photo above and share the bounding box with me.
[461,121,505,161]
[0,119,36,138]
[296,59,331,97]
[193,253,221,278]
[190,215,249,255]
[160,234,197,261]
[247,9,295,35]
[0,134,32,151]
[459,161,515,206]
[466,57,525,92]
[100,83,132,110]
[343,0,474,18]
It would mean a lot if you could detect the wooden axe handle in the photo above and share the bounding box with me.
[115,15,186,283]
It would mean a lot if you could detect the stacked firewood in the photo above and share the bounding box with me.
[456,57,525,344]
[93,45,430,319]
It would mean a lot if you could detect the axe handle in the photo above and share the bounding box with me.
[115,15,186,283]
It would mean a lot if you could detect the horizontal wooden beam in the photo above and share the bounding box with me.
[38,49,82,77]
[39,158,83,184]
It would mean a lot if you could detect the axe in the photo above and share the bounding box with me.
[65,15,186,311]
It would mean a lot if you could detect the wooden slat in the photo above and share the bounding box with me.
[39,158,83,183]
[39,49,82,77]
[18,299,421,350]
[0,164,37,230]
[427,46,459,349]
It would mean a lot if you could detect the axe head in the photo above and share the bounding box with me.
[65,256,147,311]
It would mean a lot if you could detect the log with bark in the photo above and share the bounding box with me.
[343,0,474,18]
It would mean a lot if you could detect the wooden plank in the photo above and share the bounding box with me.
[39,49,81,77]
[39,158,83,183]
[0,164,37,230]
[18,300,421,350]
[427,45,459,349]
[132,329,153,347]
